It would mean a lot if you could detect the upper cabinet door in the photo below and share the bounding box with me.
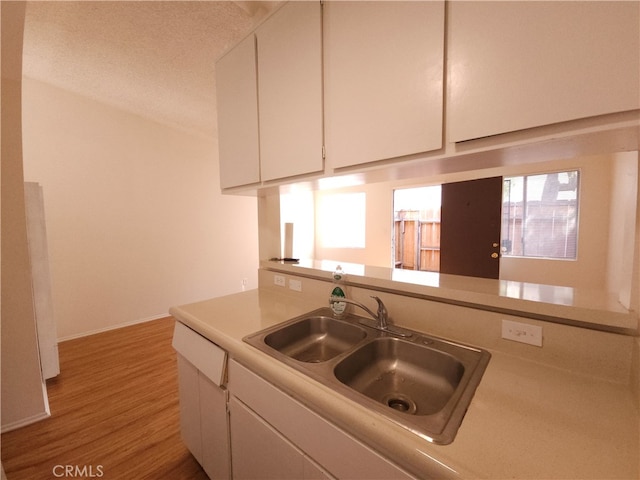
[324,1,445,169]
[256,2,324,182]
[216,34,260,189]
[448,1,640,143]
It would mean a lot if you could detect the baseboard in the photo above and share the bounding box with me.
[58,313,172,343]
[1,411,51,434]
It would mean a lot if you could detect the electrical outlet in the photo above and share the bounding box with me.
[289,279,302,292]
[274,275,286,287]
[502,319,543,347]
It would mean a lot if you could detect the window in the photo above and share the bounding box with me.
[501,171,579,259]
[317,192,366,248]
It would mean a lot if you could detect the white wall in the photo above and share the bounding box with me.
[22,78,259,339]
[1,2,50,431]
[606,152,639,307]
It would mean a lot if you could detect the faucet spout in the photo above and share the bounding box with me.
[328,295,389,331]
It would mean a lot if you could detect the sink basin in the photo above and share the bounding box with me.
[264,315,367,363]
[334,337,464,416]
[243,307,490,444]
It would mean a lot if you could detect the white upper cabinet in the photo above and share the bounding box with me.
[448,1,640,143]
[216,34,260,189]
[324,1,445,169]
[216,2,323,189]
[256,2,324,182]
[216,1,638,191]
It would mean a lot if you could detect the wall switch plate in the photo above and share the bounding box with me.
[502,319,543,347]
[289,279,302,292]
[274,275,286,287]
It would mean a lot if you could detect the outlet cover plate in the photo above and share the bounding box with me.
[502,319,543,347]
[289,279,302,292]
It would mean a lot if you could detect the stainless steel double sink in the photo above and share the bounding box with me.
[243,307,491,445]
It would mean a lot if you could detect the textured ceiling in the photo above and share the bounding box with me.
[22,1,281,137]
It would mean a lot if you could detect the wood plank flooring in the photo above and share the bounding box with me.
[1,317,209,480]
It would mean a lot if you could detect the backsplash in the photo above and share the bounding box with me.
[258,267,637,391]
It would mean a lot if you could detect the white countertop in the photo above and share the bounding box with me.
[170,288,639,479]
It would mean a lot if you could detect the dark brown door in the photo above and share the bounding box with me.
[440,176,502,279]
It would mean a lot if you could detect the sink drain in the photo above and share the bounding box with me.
[382,393,417,414]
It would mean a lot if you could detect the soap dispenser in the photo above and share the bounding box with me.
[330,265,347,318]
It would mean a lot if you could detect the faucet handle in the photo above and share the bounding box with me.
[370,296,384,308]
[370,296,388,325]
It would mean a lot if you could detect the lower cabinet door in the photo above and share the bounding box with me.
[229,396,304,479]
[176,355,203,463]
[199,375,231,480]
[228,360,415,479]
[176,354,231,480]
[229,396,333,480]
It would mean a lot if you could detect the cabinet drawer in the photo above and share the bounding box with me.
[172,322,226,386]
[229,359,415,480]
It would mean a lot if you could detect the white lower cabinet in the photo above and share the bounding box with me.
[228,359,416,480]
[173,323,231,479]
[173,323,418,479]
[230,396,333,480]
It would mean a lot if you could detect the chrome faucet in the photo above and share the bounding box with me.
[329,295,389,330]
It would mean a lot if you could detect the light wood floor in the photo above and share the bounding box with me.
[1,316,209,480]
